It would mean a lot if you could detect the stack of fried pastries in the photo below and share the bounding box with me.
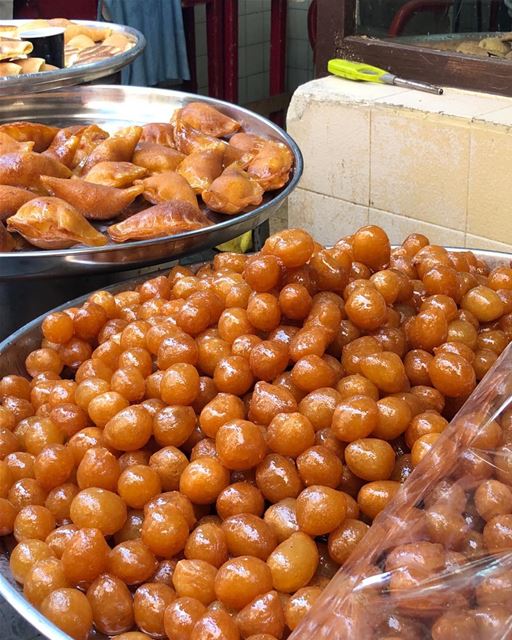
[0,101,293,251]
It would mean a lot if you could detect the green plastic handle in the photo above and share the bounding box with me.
[327,58,388,83]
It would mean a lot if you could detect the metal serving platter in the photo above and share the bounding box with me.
[0,20,145,95]
[0,85,303,280]
[0,246,510,640]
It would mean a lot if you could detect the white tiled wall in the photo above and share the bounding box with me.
[193,0,314,104]
[286,76,512,250]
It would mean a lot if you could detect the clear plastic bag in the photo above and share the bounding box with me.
[291,344,512,639]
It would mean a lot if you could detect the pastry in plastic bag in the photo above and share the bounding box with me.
[202,166,264,214]
[132,142,186,174]
[177,148,224,193]
[7,196,107,249]
[0,122,58,152]
[0,185,35,220]
[108,200,210,242]
[139,171,199,209]
[80,125,142,174]
[248,140,294,191]
[83,161,148,188]
[40,175,143,220]
[290,346,512,640]
[0,152,72,189]
[177,101,241,137]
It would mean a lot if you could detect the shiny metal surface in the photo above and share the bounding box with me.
[0,246,510,640]
[0,20,145,95]
[0,85,303,279]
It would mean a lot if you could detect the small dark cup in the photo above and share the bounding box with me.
[19,27,65,68]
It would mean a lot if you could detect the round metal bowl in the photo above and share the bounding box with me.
[0,85,303,280]
[0,246,511,640]
[0,20,145,95]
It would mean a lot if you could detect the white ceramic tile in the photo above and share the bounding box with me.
[287,7,306,39]
[263,43,270,72]
[196,55,207,89]
[305,44,314,72]
[198,86,208,97]
[195,22,206,57]
[246,0,263,13]
[238,77,248,105]
[465,234,512,252]
[246,11,264,45]
[288,189,369,244]
[368,209,465,247]
[374,86,512,120]
[239,13,248,46]
[239,0,249,15]
[295,76,410,104]
[194,4,206,24]
[287,67,311,93]
[474,106,512,127]
[287,98,370,205]
[245,44,264,76]
[370,109,470,230]
[288,38,308,70]
[238,47,247,79]
[246,72,266,103]
[263,10,271,41]
[467,125,512,243]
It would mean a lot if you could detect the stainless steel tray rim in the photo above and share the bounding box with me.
[0,246,511,640]
[0,20,146,95]
[0,85,303,279]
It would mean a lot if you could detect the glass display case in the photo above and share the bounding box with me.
[313,0,512,95]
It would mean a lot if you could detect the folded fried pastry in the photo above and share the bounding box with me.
[229,132,267,154]
[71,125,109,170]
[173,122,227,156]
[0,185,35,220]
[0,40,33,61]
[0,152,72,189]
[0,221,15,252]
[83,161,148,188]
[132,143,186,174]
[0,62,21,77]
[7,196,107,249]
[80,126,142,174]
[0,132,34,155]
[247,140,294,191]
[140,123,175,147]
[0,122,58,152]
[43,127,84,168]
[108,200,210,242]
[176,102,240,137]
[139,171,199,209]
[40,175,143,220]
[202,166,264,215]
[177,148,224,193]
[13,58,46,74]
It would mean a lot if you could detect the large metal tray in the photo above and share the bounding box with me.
[0,85,303,280]
[0,246,511,640]
[0,20,145,95]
